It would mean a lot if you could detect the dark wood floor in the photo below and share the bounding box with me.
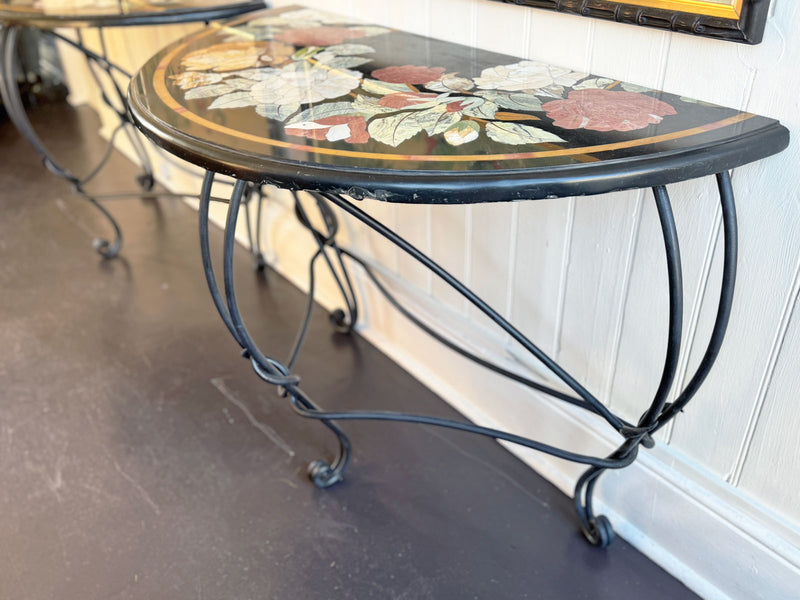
[0,102,698,599]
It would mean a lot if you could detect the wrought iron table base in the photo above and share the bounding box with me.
[199,171,737,547]
[0,25,156,257]
[1,24,272,262]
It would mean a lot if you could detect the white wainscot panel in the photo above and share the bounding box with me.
[430,204,469,315]
[467,202,514,330]
[388,0,431,36]
[589,18,669,87]
[526,9,593,69]
[609,178,722,427]
[394,203,433,293]
[429,0,477,46]
[667,3,800,491]
[557,191,641,402]
[475,0,529,57]
[510,197,571,359]
[738,283,800,528]
[347,0,388,24]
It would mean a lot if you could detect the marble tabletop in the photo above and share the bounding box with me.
[128,5,789,203]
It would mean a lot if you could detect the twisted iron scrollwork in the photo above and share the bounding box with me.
[199,174,358,487]
[3,22,270,262]
[242,183,267,271]
[200,169,737,547]
[0,25,158,258]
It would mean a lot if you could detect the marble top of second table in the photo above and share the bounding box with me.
[128,5,788,203]
[0,0,265,27]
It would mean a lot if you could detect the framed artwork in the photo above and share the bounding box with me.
[490,1,771,44]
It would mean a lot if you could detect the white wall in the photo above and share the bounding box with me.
[61,1,800,597]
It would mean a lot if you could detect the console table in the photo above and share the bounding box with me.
[0,0,264,257]
[127,5,789,546]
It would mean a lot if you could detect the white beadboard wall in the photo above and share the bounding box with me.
[59,1,800,597]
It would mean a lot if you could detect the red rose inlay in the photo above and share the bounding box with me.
[285,115,369,144]
[378,92,439,109]
[542,89,677,132]
[372,65,447,85]
[276,26,366,47]
[446,100,470,113]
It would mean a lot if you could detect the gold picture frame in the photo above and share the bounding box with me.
[489,0,770,44]
[634,1,741,19]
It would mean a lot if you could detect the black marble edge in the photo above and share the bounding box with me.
[0,0,265,28]
[128,87,790,204]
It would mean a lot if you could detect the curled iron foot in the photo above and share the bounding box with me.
[253,252,267,272]
[92,236,121,259]
[329,308,353,334]
[85,196,123,259]
[581,515,615,548]
[136,172,155,192]
[308,459,344,489]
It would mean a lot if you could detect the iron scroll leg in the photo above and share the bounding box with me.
[317,187,681,547]
[80,27,155,191]
[0,25,122,258]
[243,184,267,271]
[195,179,703,528]
[574,184,685,546]
[574,174,737,546]
[292,191,359,334]
[652,172,738,430]
[319,191,622,431]
[281,193,361,373]
[196,174,736,544]
[316,185,733,547]
[198,172,352,488]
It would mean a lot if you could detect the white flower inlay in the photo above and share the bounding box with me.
[249,62,362,106]
[248,8,356,29]
[474,60,586,93]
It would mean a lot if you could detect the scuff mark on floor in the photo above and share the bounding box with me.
[210,377,295,458]
[112,459,161,515]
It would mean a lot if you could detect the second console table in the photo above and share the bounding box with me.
[0,0,264,257]
[127,5,790,546]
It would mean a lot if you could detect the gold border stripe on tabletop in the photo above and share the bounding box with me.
[152,20,756,164]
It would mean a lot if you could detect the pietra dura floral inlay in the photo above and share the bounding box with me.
[133,5,781,175]
[167,7,688,150]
